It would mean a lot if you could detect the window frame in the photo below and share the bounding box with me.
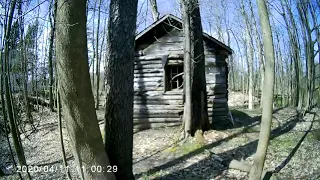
[164,64,184,91]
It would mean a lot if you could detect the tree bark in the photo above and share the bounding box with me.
[181,0,209,138]
[2,0,28,169]
[297,0,315,110]
[56,0,115,179]
[189,0,210,134]
[249,0,264,107]
[249,0,275,179]
[240,0,254,110]
[18,0,33,123]
[104,0,138,179]
[149,0,160,22]
[281,0,301,107]
[48,0,57,112]
[247,29,254,110]
[181,0,192,135]
[57,90,71,179]
[91,0,98,87]
[95,0,102,109]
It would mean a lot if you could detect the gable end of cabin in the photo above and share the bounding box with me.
[133,14,232,129]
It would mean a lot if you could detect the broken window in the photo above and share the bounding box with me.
[165,65,183,91]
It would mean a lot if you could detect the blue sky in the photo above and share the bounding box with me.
[5,0,319,74]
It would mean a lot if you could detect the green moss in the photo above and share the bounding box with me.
[141,170,166,179]
[150,170,165,178]
[271,135,296,151]
[243,126,260,133]
[164,146,178,153]
[141,173,150,180]
[101,130,105,143]
[181,142,203,155]
[164,141,203,156]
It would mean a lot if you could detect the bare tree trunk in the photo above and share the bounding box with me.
[275,32,285,107]
[104,0,138,179]
[149,0,159,22]
[249,0,275,179]
[189,0,210,135]
[91,0,98,87]
[100,15,108,93]
[95,0,102,109]
[48,0,57,112]
[240,0,254,110]
[249,0,264,107]
[56,0,115,179]
[297,0,315,110]
[57,89,71,179]
[181,0,209,139]
[230,29,243,92]
[181,0,192,135]
[247,29,254,110]
[2,0,28,169]
[310,3,320,106]
[18,0,33,124]
[222,1,234,91]
[0,56,23,180]
[281,0,301,108]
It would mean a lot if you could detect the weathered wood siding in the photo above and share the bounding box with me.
[134,29,228,129]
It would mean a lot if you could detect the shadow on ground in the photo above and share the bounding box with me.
[213,107,286,131]
[134,108,299,179]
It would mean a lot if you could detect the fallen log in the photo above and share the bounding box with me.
[133,122,181,131]
[134,113,181,118]
[27,96,50,107]
[133,118,181,124]
[134,105,184,110]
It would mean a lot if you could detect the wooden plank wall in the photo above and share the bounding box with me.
[134,29,229,129]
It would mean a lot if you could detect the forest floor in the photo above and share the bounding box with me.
[1,98,320,179]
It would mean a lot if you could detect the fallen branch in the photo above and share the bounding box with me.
[27,96,50,107]
[229,159,251,172]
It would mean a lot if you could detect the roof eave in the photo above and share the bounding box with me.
[135,14,233,54]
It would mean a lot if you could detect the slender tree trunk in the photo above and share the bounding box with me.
[56,0,115,179]
[149,0,160,22]
[297,0,315,110]
[2,0,28,168]
[249,0,264,107]
[247,29,254,110]
[240,0,254,110]
[48,0,57,112]
[18,0,33,123]
[100,16,108,93]
[104,0,138,179]
[281,0,301,108]
[181,0,192,135]
[91,0,98,87]
[57,89,71,179]
[249,0,275,179]
[0,55,23,180]
[275,32,285,107]
[95,0,102,109]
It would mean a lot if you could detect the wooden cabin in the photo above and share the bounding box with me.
[134,14,233,129]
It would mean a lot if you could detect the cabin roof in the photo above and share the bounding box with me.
[135,14,233,54]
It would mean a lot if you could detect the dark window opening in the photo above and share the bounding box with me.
[165,65,183,91]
